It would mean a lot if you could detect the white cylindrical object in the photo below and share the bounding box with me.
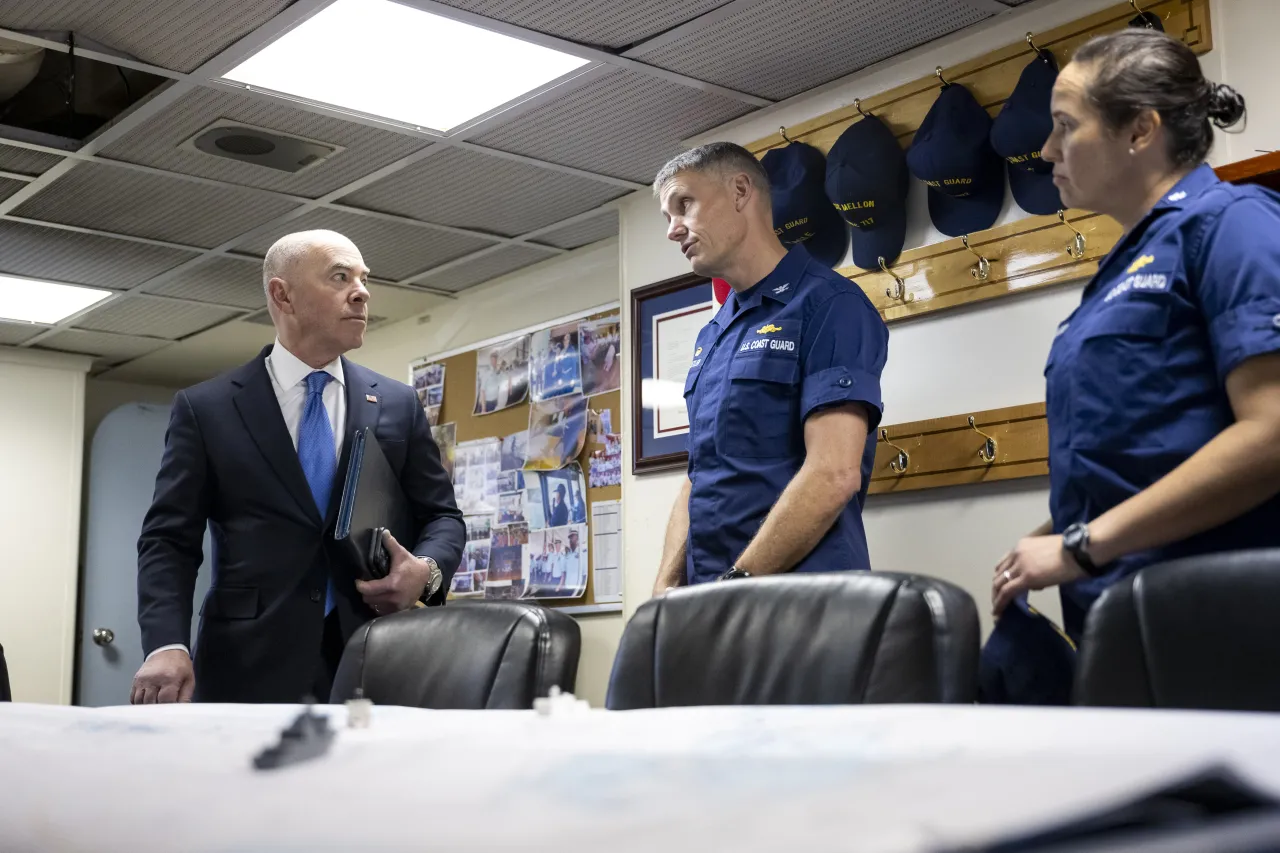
[0,37,44,102]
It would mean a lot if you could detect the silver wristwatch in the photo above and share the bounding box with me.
[421,556,443,599]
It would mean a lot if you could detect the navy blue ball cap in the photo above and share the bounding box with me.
[825,115,909,270]
[1130,10,1164,30]
[991,52,1063,216]
[906,83,1006,237]
[762,141,849,269]
[978,596,1077,706]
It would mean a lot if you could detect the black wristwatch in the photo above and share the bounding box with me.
[1061,523,1099,576]
[717,566,752,581]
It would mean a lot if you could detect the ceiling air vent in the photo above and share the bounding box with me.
[183,119,344,174]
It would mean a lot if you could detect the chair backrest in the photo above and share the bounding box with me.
[330,602,580,709]
[605,571,979,709]
[0,642,10,702]
[1074,549,1280,711]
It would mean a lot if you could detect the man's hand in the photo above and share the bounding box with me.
[992,535,1088,617]
[130,649,195,704]
[652,476,692,597]
[355,531,430,614]
[651,576,682,597]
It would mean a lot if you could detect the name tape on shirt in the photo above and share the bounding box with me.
[739,337,796,354]
[1104,271,1171,303]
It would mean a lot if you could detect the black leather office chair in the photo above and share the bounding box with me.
[0,641,10,702]
[330,602,580,709]
[606,571,979,709]
[1074,549,1280,711]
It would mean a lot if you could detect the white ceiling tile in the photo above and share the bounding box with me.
[237,207,500,280]
[422,0,727,49]
[532,209,618,250]
[146,256,266,309]
[0,220,197,289]
[38,328,171,364]
[342,148,627,238]
[0,144,63,177]
[0,0,294,72]
[0,178,25,203]
[99,87,428,198]
[634,0,991,101]
[12,161,300,249]
[0,321,45,346]
[72,295,242,339]
[474,69,753,182]
[417,245,555,293]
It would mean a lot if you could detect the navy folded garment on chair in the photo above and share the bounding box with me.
[978,596,1076,706]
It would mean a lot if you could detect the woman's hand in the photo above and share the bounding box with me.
[992,535,1088,617]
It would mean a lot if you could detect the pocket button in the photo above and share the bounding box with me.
[838,376,852,388]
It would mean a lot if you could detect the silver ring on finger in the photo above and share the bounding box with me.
[1003,570,1014,583]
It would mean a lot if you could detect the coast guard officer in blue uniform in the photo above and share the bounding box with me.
[649,141,888,591]
[991,30,1280,640]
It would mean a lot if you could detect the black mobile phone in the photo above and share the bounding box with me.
[367,526,390,579]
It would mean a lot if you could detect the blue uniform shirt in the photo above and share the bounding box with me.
[1046,164,1280,637]
[682,244,889,584]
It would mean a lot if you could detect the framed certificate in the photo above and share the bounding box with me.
[629,272,716,474]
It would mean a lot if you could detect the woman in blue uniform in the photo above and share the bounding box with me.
[991,29,1280,639]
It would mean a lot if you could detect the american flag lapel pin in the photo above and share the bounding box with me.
[366,394,378,403]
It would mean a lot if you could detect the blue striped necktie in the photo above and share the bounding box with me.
[297,370,337,614]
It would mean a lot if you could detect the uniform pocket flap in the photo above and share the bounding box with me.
[683,363,702,396]
[208,586,259,619]
[729,354,799,384]
[1083,301,1170,340]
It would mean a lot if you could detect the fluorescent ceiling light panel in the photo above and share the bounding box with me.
[221,0,591,133]
[0,274,111,324]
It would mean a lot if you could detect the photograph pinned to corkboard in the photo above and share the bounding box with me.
[411,303,621,615]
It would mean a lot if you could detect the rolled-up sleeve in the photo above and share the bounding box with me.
[799,290,889,428]
[1195,197,1280,381]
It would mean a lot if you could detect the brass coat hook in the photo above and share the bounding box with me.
[935,65,950,87]
[880,429,910,474]
[1026,31,1051,62]
[960,235,991,281]
[855,98,870,119]
[879,256,914,304]
[968,416,998,464]
[1058,210,1086,259]
[779,126,792,143]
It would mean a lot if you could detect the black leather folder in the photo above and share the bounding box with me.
[334,427,414,581]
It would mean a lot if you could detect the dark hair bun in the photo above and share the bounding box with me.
[1207,82,1246,128]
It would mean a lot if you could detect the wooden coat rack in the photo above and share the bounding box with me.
[752,0,1214,325]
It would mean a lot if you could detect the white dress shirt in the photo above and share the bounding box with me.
[264,337,346,459]
[147,339,346,661]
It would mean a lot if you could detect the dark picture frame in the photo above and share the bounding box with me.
[630,272,716,474]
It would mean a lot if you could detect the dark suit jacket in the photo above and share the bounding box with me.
[137,346,465,703]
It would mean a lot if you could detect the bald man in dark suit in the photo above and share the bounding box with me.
[132,230,464,704]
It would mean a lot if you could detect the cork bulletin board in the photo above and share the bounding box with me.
[410,303,622,616]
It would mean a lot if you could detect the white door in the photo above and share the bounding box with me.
[76,403,211,707]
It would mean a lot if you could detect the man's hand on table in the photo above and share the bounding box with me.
[131,649,195,704]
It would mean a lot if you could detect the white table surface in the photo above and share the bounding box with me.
[2,701,1279,852]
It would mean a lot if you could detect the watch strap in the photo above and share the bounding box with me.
[1063,524,1100,576]
[419,556,443,599]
